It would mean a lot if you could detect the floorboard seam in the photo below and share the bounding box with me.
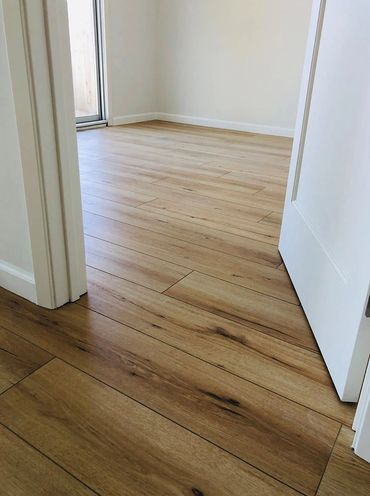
[314,426,342,495]
[0,416,102,496]
[28,356,310,496]
[82,205,281,267]
[0,355,55,397]
[0,314,348,429]
[83,231,301,307]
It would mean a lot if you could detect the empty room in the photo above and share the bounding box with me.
[1,0,370,495]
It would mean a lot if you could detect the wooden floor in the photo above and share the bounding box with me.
[1,121,369,495]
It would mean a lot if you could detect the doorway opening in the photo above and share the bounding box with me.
[67,0,106,127]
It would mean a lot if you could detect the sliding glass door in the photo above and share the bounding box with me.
[67,0,105,125]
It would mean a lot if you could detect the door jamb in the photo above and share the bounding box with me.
[3,0,86,308]
[353,358,370,462]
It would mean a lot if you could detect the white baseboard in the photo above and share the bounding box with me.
[156,113,294,138]
[110,111,294,138]
[111,113,159,126]
[0,260,37,303]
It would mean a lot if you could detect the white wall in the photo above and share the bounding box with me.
[0,1,34,298]
[105,0,159,124]
[106,0,312,136]
[157,0,312,136]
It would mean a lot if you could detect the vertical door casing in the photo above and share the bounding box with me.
[2,0,86,308]
[353,360,370,462]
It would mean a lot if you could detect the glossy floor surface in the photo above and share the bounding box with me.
[1,122,369,496]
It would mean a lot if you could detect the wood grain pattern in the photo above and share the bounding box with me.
[0,325,52,394]
[317,426,370,495]
[82,268,355,423]
[81,178,281,244]
[259,211,283,227]
[81,178,280,247]
[83,211,298,304]
[81,192,282,268]
[139,193,277,236]
[0,424,96,496]
[80,153,230,180]
[0,359,300,496]
[223,170,288,187]
[165,271,315,350]
[80,177,157,207]
[0,291,340,494]
[1,122,366,495]
[84,234,191,291]
[154,174,285,212]
[0,274,355,427]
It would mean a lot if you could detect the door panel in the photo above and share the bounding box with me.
[280,0,370,400]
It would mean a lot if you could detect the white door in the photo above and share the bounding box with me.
[279,0,370,401]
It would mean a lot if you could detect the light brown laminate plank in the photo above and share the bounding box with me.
[78,121,292,170]
[139,196,281,243]
[80,153,230,180]
[204,157,290,177]
[132,132,292,167]
[0,424,97,496]
[0,359,300,496]
[86,174,271,224]
[78,133,231,175]
[102,132,291,169]
[0,325,52,394]
[80,177,157,207]
[80,180,157,207]
[0,291,340,494]
[154,173,264,198]
[223,170,289,187]
[82,178,280,244]
[317,426,370,496]
[84,234,191,292]
[259,211,284,226]
[0,279,355,428]
[165,271,315,350]
[81,192,282,268]
[82,211,298,304]
[79,168,166,185]
[81,267,353,425]
[131,120,293,151]
[0,282,354,425]
[154,175,285,212]
[138,189,271,225]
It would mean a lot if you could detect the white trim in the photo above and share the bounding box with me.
[157,113,294,137]
[111,111,294,137]
[3,0,63,308]
[44,0,87,302]
[101,0,114,126]
[0,260,36,303]
[111,112,159,126]
[2,0,86,308]
[353,358,370,462]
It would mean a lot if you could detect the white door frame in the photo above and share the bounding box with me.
[2,0,86,309]
[353,359,370,463]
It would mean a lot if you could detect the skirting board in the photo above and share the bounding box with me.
[111,113,159,126]
[111,112,294,137]
[0,260,37,303]
[157,113,294,137]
